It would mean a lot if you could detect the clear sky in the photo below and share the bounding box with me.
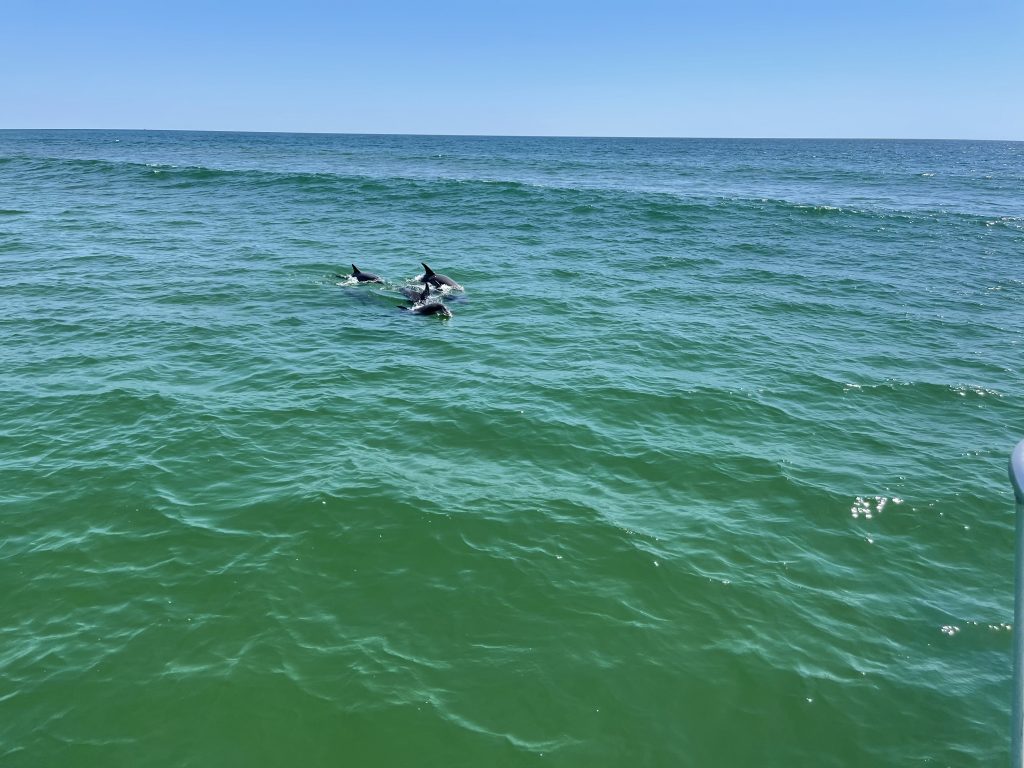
[2,0,1021,139]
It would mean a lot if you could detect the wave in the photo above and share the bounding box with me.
[3,153,1015,233]
[840,379,1009,409]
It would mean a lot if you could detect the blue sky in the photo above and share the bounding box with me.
[2,0,1021,139]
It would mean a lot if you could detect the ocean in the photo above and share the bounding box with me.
[1,130,1021,766]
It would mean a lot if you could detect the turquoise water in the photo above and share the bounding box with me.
[1,130,1022,766]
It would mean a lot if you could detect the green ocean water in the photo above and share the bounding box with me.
[1,130,1022,766]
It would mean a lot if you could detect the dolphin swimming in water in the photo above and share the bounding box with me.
[418,263,463,291]
[399,282,431,303]
[400,299,452,318]
[338,264,382,283]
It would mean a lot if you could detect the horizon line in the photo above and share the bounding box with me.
[0,127,1020,143]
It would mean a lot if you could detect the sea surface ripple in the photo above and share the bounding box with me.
[1,131,1022,766]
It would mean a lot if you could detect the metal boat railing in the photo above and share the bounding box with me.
[1011,440,1024,768]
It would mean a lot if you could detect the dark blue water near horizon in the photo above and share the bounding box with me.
[1,130,1022,766]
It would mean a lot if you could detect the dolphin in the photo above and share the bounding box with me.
[418,263,463,291]
[400,301,452,318]
[399,282,431,303]
[337,264,382,283]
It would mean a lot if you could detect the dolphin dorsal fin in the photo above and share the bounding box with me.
[420,284,430,300]
[351,264,360,274]
[421,262,435,277]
